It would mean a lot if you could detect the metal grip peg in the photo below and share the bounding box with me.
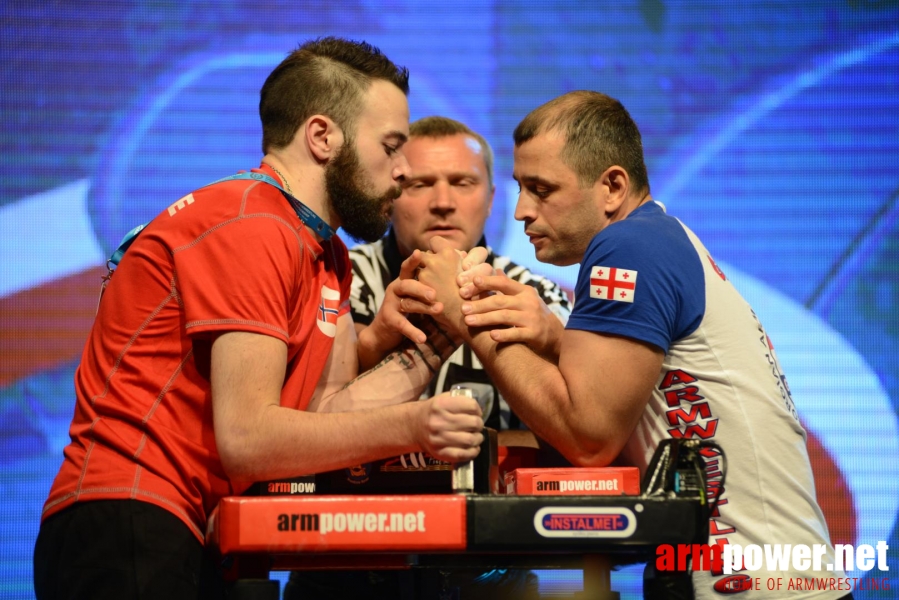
[450,386,475,494]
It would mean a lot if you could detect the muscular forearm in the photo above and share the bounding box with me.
[211,330,483,486]
[463,330,617,467]
[311,316,458,413]
[223,401,426,484]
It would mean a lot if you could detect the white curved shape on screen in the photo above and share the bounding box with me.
[0,179,102,298]
[657,32,899,202]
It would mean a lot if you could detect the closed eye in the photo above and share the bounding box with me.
[525,184,551,199]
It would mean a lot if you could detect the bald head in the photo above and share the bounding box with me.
[513,91,650,193]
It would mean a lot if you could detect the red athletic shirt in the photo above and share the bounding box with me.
[41,165,351,540]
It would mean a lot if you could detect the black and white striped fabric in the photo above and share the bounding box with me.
[349,230,571,430]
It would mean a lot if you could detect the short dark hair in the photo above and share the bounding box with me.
[259,37,410,153]
[513,91,650,193]
[409,116,495,188]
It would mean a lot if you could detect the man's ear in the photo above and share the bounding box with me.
[304,115,343,163]
[597,165,630,214]
[486,186,495,217]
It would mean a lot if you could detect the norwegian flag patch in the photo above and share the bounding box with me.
[316,285,340,337]
[589,266,637,303]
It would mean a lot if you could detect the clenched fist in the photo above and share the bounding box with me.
[414,391,484,463]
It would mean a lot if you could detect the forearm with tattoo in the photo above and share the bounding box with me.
[312,315,459,413]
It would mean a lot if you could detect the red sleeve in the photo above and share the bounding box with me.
[174,215,302,342]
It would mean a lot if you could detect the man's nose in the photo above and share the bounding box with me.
[392,153,411,181]
[513,193,532,222]
[430,181,455,211]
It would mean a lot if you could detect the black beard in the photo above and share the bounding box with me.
[325,141,400,243]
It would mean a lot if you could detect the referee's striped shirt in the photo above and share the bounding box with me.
[349,230,572,431]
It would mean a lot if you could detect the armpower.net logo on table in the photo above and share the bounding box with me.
[277,510,426,534]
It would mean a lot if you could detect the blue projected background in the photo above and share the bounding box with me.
[1,2,898,597]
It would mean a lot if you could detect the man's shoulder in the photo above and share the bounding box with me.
[192,174,284,204]
[588,204,693,263]
[174,176,298,236]
[148,178,300,253]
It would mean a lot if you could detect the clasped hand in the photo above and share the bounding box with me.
[359,242,491,358]
[418,237,564,360]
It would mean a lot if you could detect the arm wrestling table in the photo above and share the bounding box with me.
[206,437,712,600]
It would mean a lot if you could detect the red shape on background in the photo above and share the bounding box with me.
[0,266,104,387]
[805,423,856,547]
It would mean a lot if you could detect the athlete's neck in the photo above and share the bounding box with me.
[261,153,337,234]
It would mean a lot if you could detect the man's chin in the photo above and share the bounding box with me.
[536,248,579,267]
[532,243,553,264]
[341,217,391,244]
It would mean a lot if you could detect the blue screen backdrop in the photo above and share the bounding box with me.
[1,2,898,597]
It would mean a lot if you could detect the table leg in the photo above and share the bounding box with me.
[578,554,620,600]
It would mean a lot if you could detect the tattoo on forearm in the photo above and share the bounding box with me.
[423,335,440,357]
[397,349,415,370]
[340,316,456,392]
[415,315,458,356]
[430,319,458,350]
[341,344,425,391]
[409,346,437,376]
[341,350,398,389]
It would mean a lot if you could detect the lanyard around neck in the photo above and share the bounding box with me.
[209,172,335,241]
[108,170,335,267]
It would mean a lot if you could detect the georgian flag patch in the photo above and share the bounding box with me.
[589,266,637,303]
